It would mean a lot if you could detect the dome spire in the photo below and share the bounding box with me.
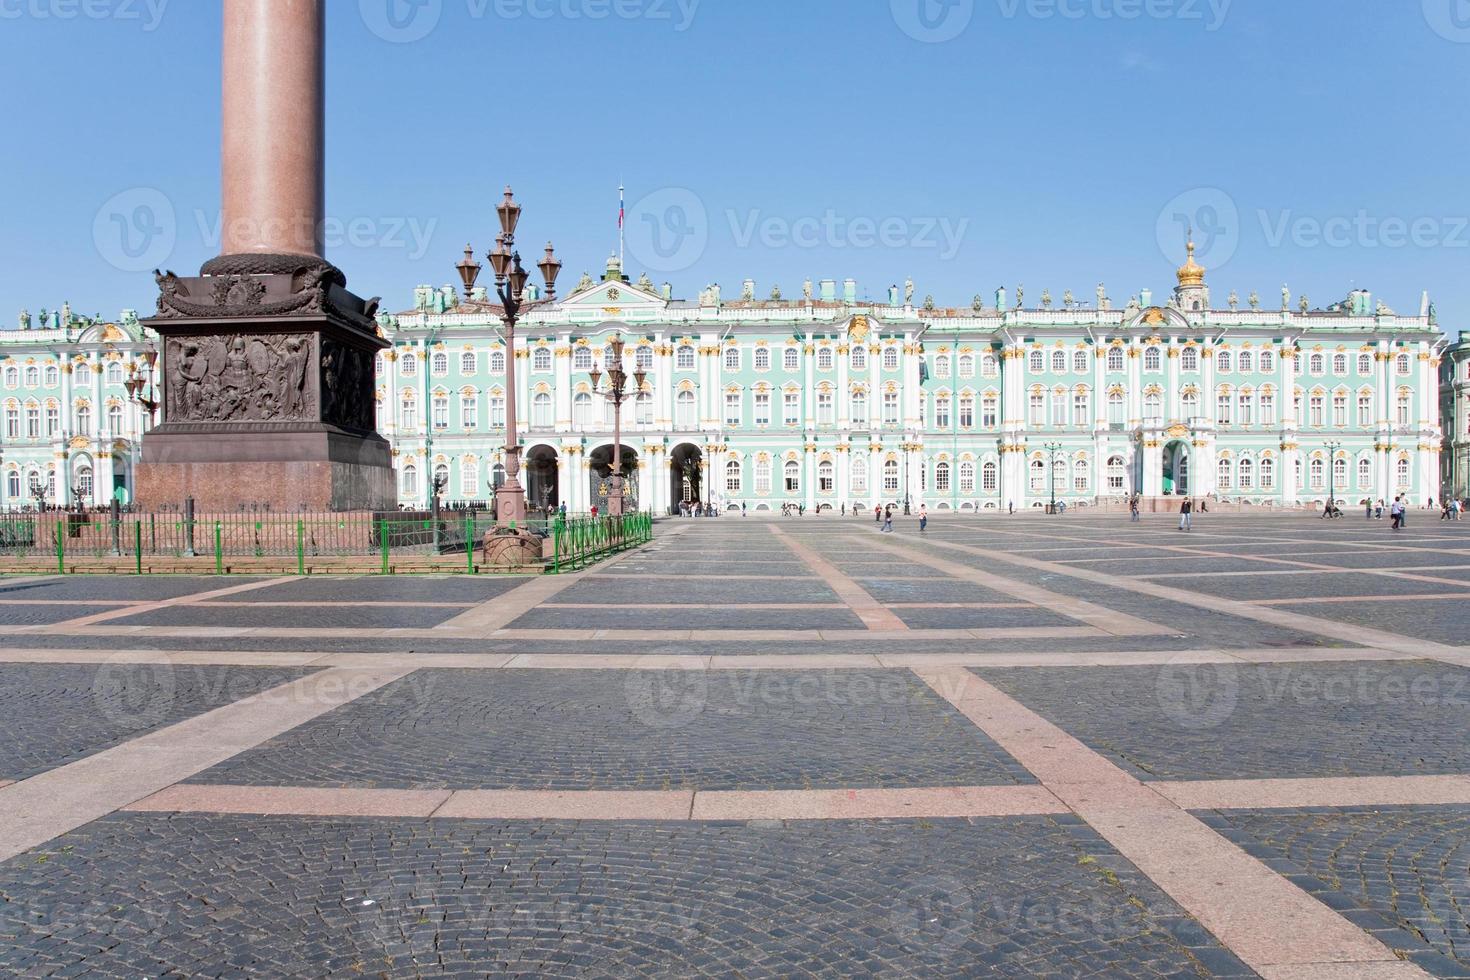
[1176,227,1206,287]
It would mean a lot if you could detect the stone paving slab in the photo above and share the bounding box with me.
[187,668,1036,791]
[0,604,132,626]
[106,604,472,630]
[506,606,868,632]
[0,662,318,781]
[891,606,1082,630]
[224,575,533,603]
[551,578,843,606]
[0,576,258,602]
[1270,601,1470,647]
[853,579,1024,604]
[1197,805,1470,977]
[974,661,1470,781]
[0,812,1254,978]
[1119,572,1470,601]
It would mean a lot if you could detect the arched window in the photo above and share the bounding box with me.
[1217,351,1232,373]
[816,347,834,371]
[460,352,477,374]
[400,353,418,377]
[1357,353,1373,375]
[754,458,772,494]
[1218,457,1233,490]
[5,470,18,500]
[1396,389,1412,426]
[1333,354,1348,375]
[783,347,800,371]
[44,365,58,386]
[1260,456,1276,489]
[1358,457,1373,489]
[935,461,951,492]
[573,347,593,370]
[1107,455,1126,492]
[636,391,653,425]
[959,461,976,493]
[1029,350,1044,373]
[1396,353,1411,375]
[573,392,593,427]
[1107,347,1125,372]
[982,460,998,492]
[883,459,900,492]
[1396,457,1410,487]
[1108,391,1124,424]
[525,347,548,372]
[489,350,506,373]
[1073,350,1089,373]
[850,346,867,371]
[817,459,834,493]
[1144,347,1162,372]
[1309,457,1325,490]
[726,460,742,494]
[783,459,800,492]
[1239,352,1254,373]
[1309,353,1325,374]
[1073,459,1089,492]
[432,393,449,430]
[1182,390,1199,418]
[2,367,16,388]
[754,347,770,371]
[104,363,123,385]
[431,352,449,376]
[851,456,868,494]
[636,346,654,370]
[460,392,478,429]
[721,347,739,372]
[75,404,92,436]
[676,345,696,370]
[675,390,696,428]
[75,464,93,500]
[1144,392,1162,419]
[1051,350,1067,373]
[883,347,900,370]
[1029,458,1046,491]
[432,463,450,495]
[935,355,951,379]
[851,389,867,424]
[958,354,975,378]
[1238,457,1254,490]
[461,460,480,497]
[531,391,552,428]
[982,353,998,377]
[107,404,123,433]
[401,464,418,497]
[1181,347,1198,371]
[1260,351,1275,373]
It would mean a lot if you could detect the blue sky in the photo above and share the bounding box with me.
[2,0,1467,333]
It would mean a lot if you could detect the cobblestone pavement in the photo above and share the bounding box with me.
[188,669,1036,790]
[0,513,1465,976]
[0,813,1251,979]
[1198,805,1470,976]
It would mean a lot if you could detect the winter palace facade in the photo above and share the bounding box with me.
[0,249,1455,513]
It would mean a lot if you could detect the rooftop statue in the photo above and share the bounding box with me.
[636,272,654,292]
[17,309,29,331]
[1282,284,1291,310]
[1249,290,1261,310]
[576,271,594,292]
[923,294,936,311]
[904,278,915,305]
[1040,288,1053,309]
[1228,290,1239,311]
[1063,289,1075,309]
[803,279,813,301]
[770,285,782,301]
[972,294,984,312]
[1299,295,1309,314]
[1377,299,1395,316]
[1015,284,1024,308]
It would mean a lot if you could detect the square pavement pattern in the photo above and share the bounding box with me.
[0,511,1467,976]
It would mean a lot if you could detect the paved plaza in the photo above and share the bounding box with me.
[0,512,1468,977]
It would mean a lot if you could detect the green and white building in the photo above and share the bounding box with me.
[0,247,1450,513]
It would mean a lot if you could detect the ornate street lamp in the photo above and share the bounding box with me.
[590,335,647,517]
[1044,441,1064,514]
[485,187,561,531]
[1325,439,1342,506]
[125,346,161,426]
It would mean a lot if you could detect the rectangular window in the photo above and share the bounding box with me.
[725,393,742,427]
[959,397,975,429]
[935,396,950,430]
[1260,393,1276,426]
[754,393,771,426]
[1333,395,1347,427]
[1310,395,1325,427]
[1238,394,1253,426]
[882,392,899,426]
[784,392,799,426]
[1029,394,1044,426]
[817,391,834,426]
[1217,395,1231,425]
[983,396,998,429]
[461,398,477,429]
[1358,396,1372,427]
[490,397,506,428]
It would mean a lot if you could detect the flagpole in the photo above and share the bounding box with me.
[618,181,625,270]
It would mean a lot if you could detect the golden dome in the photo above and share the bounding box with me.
[1177,239,1206,287]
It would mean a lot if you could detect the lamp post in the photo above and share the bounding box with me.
[1325,439,1342,507]
[124,346,161,428]
[902,430,916,515]
[590,336,647,517]
[1044,441,1064,514]
[472,187,561,530]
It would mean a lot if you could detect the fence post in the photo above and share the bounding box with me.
[214,521,223,575]
[380,518,389,575]
[134,522,143,575]
[55,522,65,575]
[466,515,476,575]
[297,520,305,576]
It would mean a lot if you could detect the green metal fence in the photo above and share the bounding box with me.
[0,511,653,576]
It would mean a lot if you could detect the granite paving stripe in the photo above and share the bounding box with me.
[0,604,135,626]
[128,784,452,817]
[229,576,533,603]
[690,785,1066,821]
[433,789,694,820]
[1251,593,1470,606]
[0,575,257,602]
[914,666,1419,975]
[0,665,412,862]
[550,576,842,605]
[1156,776,1470,811]
[434,571,586,631]
[103,604,472,630]
[766,526,908,631]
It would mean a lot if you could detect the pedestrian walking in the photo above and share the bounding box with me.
[1129,496,1141,523]
[1178,497,1193,532]
[882,505,894,533]
[1390,496,1403,531]
[874,505,883,525]
[1366,500,1373,520]
[918,505,928,534]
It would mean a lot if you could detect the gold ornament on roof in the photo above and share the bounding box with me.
[1177,237,1206,287]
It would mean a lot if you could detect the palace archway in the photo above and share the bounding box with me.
[525,444,559,511]
[1163,440,1190,496]
[670,443,704,510]
[589,444,639,512]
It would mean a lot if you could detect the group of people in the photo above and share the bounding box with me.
[677,501,718,517]
[874,503,928,534]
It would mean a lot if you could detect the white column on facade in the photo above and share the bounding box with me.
[804,446,816,511]
[868,443,881,509]
[554,339,572,428]
[836,344,850,428]
[1168,340,1181,420]
[836,447,850,509]
[1127,342,1142,422]
[868,341,881,429]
